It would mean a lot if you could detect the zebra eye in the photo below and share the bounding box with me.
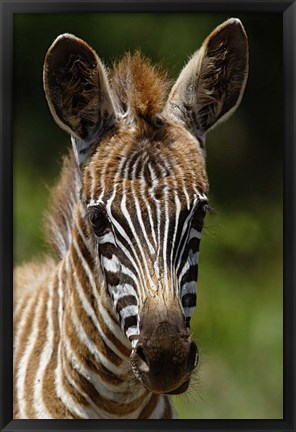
[87,206,110,236]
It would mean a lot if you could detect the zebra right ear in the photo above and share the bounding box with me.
[43,34,116,165]
[162,19,248,144]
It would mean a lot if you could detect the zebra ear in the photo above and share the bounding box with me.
[43,34,116,165]
[163,18,248,141]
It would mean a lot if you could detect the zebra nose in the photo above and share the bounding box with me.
[131,327,198,394]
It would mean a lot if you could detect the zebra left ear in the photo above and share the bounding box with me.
[163,18,249,142]
[43,34,116,165]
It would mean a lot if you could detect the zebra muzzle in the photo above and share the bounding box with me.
[130,319,199,395]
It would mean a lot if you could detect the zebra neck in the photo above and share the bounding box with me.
[56,212,154,417]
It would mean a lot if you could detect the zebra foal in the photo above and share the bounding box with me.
[13,19,248,419]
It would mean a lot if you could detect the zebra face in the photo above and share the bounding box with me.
[83,130,209,394]
[86,192,207,330]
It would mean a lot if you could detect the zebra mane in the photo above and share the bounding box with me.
[44,150,81,259]
[110,51,170,119]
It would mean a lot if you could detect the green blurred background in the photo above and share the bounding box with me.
[13,13,283,419]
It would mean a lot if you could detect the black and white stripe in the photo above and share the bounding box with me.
[86,148,208,344]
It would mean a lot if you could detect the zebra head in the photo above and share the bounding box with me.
[44,19,248,395]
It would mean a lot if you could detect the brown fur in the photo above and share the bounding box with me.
[44,151,80,259]
[111,51,171,118]
[14,258,55,306]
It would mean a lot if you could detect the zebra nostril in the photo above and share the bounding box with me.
[188,342,199,370]
[137,345,147,363]
[136,344,148,365]
[194,349,199,368]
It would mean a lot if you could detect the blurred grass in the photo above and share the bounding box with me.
[14,162,55,264]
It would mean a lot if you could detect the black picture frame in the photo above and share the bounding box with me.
[0,1,295,431]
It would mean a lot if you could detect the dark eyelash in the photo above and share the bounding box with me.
[203,203,216,215]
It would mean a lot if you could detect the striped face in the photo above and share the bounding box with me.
[86,192,207,347]
[82,124,209,351]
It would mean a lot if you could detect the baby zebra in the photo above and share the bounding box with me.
[13,18,248,419]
